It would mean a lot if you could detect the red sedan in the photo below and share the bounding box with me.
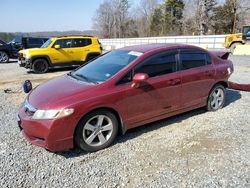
[18,44,234,152]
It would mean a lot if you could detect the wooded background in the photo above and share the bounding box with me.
[93,0,250,38]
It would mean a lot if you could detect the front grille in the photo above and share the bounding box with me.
[18,53,25,61]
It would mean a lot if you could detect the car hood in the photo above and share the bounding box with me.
[19,48,47,57]
[27,75,96,109]
[0,39,7,45]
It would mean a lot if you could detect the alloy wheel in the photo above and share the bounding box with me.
[0,52,9,63]
[210,87,225,110]
[82,115,113,147]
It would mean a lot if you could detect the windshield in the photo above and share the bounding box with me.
[8,36,22,44]
[72,50,141,83]
[243,26,250,36]
[41,38,53,48]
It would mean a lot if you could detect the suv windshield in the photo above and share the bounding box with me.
[41,38,53,48]
[72,50,141,83]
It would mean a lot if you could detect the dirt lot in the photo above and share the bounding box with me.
[0,55,250,187]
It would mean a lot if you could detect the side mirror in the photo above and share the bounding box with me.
[54,45,61,49]
[131,73,149,88]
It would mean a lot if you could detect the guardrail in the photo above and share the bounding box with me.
[100,35,228,50]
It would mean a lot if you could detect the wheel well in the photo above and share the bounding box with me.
[229,41,243,47]
[214,81,228,88]
[31,56,51,67]
[0,50,9,56]
[74,107,125,140]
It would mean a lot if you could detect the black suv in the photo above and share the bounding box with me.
[0,36,48,63]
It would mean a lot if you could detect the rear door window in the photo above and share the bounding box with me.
[179,49,211,70]
[72,39,92,48]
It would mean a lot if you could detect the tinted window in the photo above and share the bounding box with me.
[134,51,177,78]
[180,50,210,70]
[53,39,72,48]
[117,71,133,85]
[72,39,92,47]
[243,26,250,36]
[29,38,43,45]
[13,36,22,44]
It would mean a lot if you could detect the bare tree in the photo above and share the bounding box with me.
[196,0,217,35]
[133,0,159,36]
[93,0,130,38]
[93,1,115,38]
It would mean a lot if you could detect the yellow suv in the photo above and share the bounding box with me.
[223,33,243,53]
[18,36,102,73]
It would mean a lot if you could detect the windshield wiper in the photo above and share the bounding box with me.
[75,74,99,84]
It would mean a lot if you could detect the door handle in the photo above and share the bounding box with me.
[168,79,181,86]
[67,51,74,53]
[85,49,90,52]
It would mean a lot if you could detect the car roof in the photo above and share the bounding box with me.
[54,36,96,39]
[120,43,201,53]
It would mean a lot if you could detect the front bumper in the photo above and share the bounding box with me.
[17,104,76,152]
[18,58,31,68]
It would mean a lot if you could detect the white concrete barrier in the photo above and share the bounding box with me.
[100,35,227,50]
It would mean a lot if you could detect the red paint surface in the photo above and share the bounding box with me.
[18,44,234,151]
[229,82,250,91]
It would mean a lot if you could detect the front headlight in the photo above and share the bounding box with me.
[25,51,30,58]
[32,108,74,120]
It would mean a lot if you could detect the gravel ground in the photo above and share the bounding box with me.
[0,56,250,187]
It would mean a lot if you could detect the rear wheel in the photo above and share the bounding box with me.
[207,85,226,111]
[75,110,118,152]
[32,59,49,73]
[0,51,9,63]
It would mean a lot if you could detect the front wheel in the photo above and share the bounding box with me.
[0,51,9,63]
[32,59,49,73]
[207,85,226,111]
[75,110,118,152]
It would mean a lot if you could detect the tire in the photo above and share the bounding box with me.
[0,51,9,63]
[230,42,243,54]
[75,110,118,152]
[32,59,49,73]
[206,84,226,111]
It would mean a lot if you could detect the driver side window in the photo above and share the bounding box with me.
[117,50,178,85]
[53,39,72,48]
[134,51,178,78]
